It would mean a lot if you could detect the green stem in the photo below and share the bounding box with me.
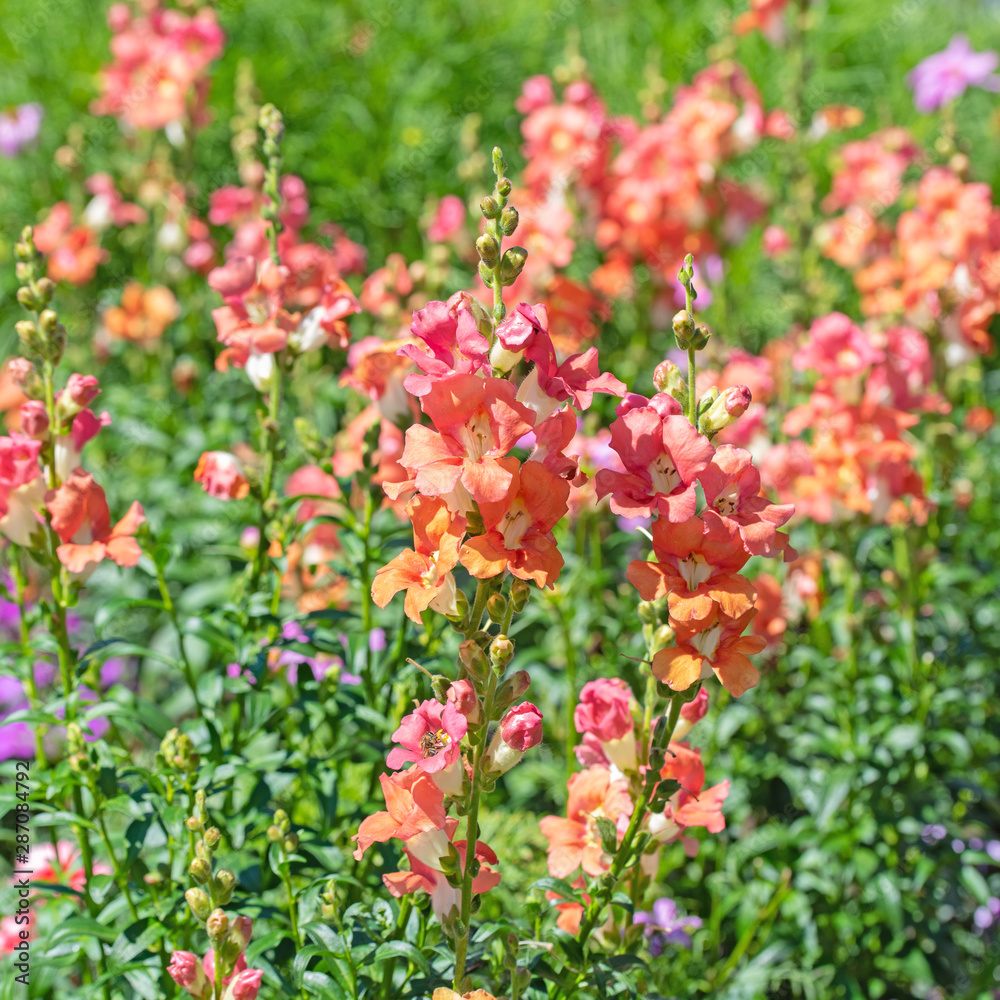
[557,600,578,782]
[358,489,377,703]
[11,553,46,767]
[155,561,204,718]
[280,859,302,949]
[250,365,283,594]
[97,812,140,922]
[686,346,697,425]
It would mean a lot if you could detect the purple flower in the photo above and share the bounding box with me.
[907,35,1000,113]
[0,103,43,157]
[368,627,386,653]
[634,897,702,954]
[987,840,1000,864]
[921,823,947,845]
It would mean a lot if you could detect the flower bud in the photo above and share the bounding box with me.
[213,868,236,903]
[480,195,501,219]
[203,826,221,851]
[185,815,204,833]
[674,686,710,740]
[478,260,494,287]
[487,593,507,624]
[698,384,752,437]
[7,358,34,388]
[19,400,48,439]
[15,320,43,356]
[185,887,211,921]
[38,308,58,333]
[653,359,689,409]
[459,639,489,682]
[499,247,527,285]
[266,824,281,842]
[509,579,530,613]
[231,916,253,951]
[672,310,695,349]
[283,833,299,853]
[189,857,212,884]
[692,323,712,350]
[500,702,543,751]
[66,373,101,408]
[273,809,289,832]
[168,951,209,998]
[446,679,481,725]
[482,702,543,775]
[499,206,519,236]
[494,669,531,712]
[476,234,500,266]
[649,623,675,655]
[228,969,264,1000]
[206,908,229,941]
[490,634,514,672]
[16,287,40,311]
[496,177,512,197]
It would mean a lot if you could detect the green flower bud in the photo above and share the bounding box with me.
[459,639,489,682]
[213,869,236,905]
[273,809,289,833]
[496,177,511,197]
[185,887,211,921]
[267,825,282,842]
[480,195,501,219]
[490,634,514,672]
[189,857,212,884]
[283,833,299,853]
[205,908,229,941]
[499,206,519,236]
[692,323,712,350]
[476,233,501,266]
[487,593,507,624]
[509,578,530,613]
[499,246,528,285]
[672,310,696,349]
[203,827,221,851]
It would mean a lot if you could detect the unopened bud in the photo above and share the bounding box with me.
[480,195,501,219]
[19,401,48,439]
[203,827,221,851]
[206,909,229,941]
[672,310,695,348]
[494,669,531,712]
[496,177,511,197]
[38,308,58,333]
[499,246,527,285]
[499,206,518,236]
[490,634,514,671]
[653,359,688,408]
[185,887,211,921]
[283,833,298,853]
[509,578,530,613]
[214,868,236,898]
[698,384,752,437]
[15,320,42,356]
[266,825,281,843]
[487,593,507,624]
[273,809,289,832]
[189,857,212,884]
[692,323,712,350]
[446,679,482,725]
[476,233,500,266]
[459,639,489,682]
[185,815,204,833]
[649,623,675,655]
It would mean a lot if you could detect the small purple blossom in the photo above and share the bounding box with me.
[921,823,946,845]
[952,838,965,853]
[974,898,1000,930]
[907,35,1000,113]
[0,103,43,157]
[368,627,386,653]
[988,840,1000,864]
[634,897,702,954]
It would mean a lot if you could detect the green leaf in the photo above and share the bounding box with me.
[372,940,431,974]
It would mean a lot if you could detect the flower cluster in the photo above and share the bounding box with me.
[91,0,225,133]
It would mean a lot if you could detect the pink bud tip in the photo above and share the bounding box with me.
[501,702,544,751]
[66,373,100,407]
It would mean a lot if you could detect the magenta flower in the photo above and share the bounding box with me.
[574,678,633,743]
[387,699,467,774]
[907,35,1000,113]
[0,104,42,157]
[500,702,544,751]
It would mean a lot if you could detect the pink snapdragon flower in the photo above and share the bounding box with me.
[426,194,466,243]
[792,312,883,380]
[500,702,543,750]
[387,699,468,774]
[574,678,633,743]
